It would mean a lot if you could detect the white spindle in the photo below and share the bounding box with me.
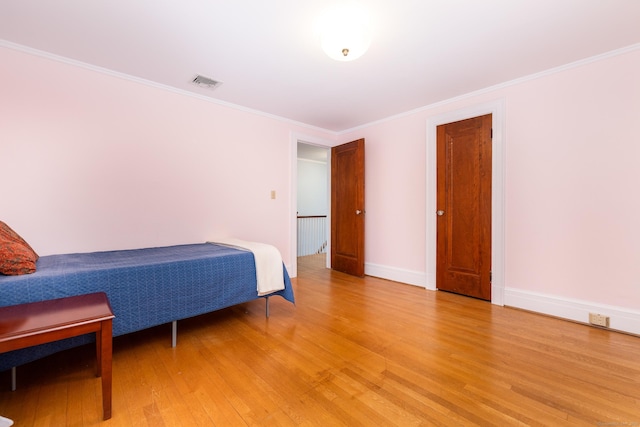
[297,216,327,256]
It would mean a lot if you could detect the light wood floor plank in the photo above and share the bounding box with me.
[0,254,638,426]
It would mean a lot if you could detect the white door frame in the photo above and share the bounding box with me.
[426,100,505,305]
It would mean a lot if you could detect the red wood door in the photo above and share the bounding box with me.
[331,139,365,276]
[436,115,492,300]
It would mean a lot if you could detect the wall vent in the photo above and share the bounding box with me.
[190,74,222,90]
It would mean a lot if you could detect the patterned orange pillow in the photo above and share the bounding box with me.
[0,221,39,275]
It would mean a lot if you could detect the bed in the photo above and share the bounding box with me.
[0,242,294,373]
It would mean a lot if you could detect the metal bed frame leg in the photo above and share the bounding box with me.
[10,367,16,391]
[171,297,270,347]
[172,321,177,348]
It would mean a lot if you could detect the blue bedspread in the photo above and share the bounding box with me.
[0,243,294,372]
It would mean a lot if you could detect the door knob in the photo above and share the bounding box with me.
[356,210,362,215]
[436,210,445,216]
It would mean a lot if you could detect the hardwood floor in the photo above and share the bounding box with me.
[1,254,638,426]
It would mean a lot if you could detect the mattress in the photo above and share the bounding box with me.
[0,243,294,371]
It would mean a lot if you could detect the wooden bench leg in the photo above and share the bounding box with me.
[99,319,113,420]
[95,329,102,377]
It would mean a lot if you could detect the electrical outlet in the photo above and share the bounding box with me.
[589,313,610,328]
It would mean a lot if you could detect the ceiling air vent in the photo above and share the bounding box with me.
[190,74,222,90]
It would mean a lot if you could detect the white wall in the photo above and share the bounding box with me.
[297,159,328,216]
[0,46,335,274]
[2,43,639,334]
[339,46,640,334]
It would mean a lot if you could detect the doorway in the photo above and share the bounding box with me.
[436,114,492,300]
[426,100,505,306]
[293,138,366,278]
[296,142,330,273]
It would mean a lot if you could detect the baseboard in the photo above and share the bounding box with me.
[352,265,640,336]
[365,262,426,288]
[504,288,640,336]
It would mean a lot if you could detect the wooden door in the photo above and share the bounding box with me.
[436,115,492,300]
[331,139,365,276]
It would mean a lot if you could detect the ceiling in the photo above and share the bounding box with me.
[1,1,639,132]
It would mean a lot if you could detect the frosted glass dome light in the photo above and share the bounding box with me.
[319,3,372,61]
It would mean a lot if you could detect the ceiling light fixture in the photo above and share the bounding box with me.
[318,3,372,62]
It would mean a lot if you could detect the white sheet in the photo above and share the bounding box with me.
[207,238,285,296]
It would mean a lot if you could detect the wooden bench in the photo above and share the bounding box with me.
[0,293,115,420]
